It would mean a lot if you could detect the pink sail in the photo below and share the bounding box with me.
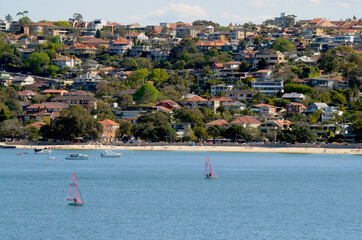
[204,156,219,179]
[67,174,84,205]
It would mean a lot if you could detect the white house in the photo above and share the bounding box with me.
[12,76,35,86]
[251,78,284,96]
[321,106,343,122]
[53,55,82,68]
[210,84,233,96]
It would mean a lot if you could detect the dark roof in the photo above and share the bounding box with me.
[52,95,97,101]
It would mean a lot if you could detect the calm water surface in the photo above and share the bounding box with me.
[0,149,361,239]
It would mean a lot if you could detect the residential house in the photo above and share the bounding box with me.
[208,31,230,41]
[108,38,133,55]
[63,43,97,54]
[210,84,234,96]
[179,95,220,113]
[30,22,56,34]
[0,20,11,31]
[12,76,35,86]
[176,25,214,38]
[42,89,68,96]
[79,37,109,48]
[99,119,120,143]
[301,18,335,37]
[282,92,306,102]
[53,55,82,68]
[321,106,343,122]
[250,104,278,121]
[52,95,98,110]
[205,119,229,128]
[146,49,169,61]
[305,102,329,115]
[125,32,149,41]
[285,102,307,115]
[195,40,228,51]
[0,73,13,86]
[171,122,192,138]
[18,102,69,122]
[73,72,103,92]
[225,90,255,101]
[252,50,287,68]
[309,75,349,90]
[229,116,261,128]
[222,101,246,111]
[18,90,39,100]
[254,69,273,81]
[259,120,292,141]
[251,78,284,96]
[229,28,254,40]
[112,106,155,122]
[155,100,182,110]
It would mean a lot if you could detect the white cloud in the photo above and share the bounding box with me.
[130,3,208,23]
[221,12,273,24]
[246,0,277,8]
[332,2,351,7]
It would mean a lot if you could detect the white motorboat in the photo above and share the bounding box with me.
[65,153,88,160]
[101,150,123,158]
[34,148,52,154]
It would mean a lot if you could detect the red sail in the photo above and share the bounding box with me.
[67,174,84,204]
[204,156,219,178]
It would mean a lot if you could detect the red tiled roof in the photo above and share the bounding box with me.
[229,116,261,125]
[205,119,229,126]
[18,90,38,96]
[157,106,173,112]
[185,96,208,102]
[26,122,46,129]
[99,119,119,126]
[27,103,68,109]
[209,97,234,102]
[254,104,277,108]
[195,40,228,47]
[110,38,130,45]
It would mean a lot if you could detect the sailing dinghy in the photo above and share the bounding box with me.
[67,174,84,206]
[204,156,219,179]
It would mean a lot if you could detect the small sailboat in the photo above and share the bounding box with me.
[67,174,84,206]
[204,156,219,179]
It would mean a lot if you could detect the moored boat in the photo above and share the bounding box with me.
[34,148,52,154]
[65,153,88,160]
[101,150,122,158]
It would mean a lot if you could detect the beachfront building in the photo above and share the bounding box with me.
[229,116,261,128]
[99,119,120,143]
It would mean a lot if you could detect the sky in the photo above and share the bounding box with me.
[0,0,360,26]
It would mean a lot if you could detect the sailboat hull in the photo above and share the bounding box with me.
[68,202,84,206]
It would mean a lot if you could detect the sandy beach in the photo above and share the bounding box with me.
[7,144,362,155]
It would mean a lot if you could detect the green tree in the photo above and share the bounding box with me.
[116,120,132,140]
[148,68,168,86]
[25,52,50,75]
[284,84,314,96]
[54,21,71,27]
[126,68,149,88]
[133,83,159,104]
[270,38,296,52]
[239,60,250,72]
[352,119,362,142]
[207,125,221,142]
[0,119,24,138]
[174,108,204,127]
[69,13,83,22]
[257,58,268,70]
[116,94,134,107]
[193,126,208,141]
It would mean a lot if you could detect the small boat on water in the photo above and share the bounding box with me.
[101,150,123,158]
[34,148,52,154]
[48,157,55,160]
[204,156,219,179]
[65,153,88,160]
[67,173,84,206]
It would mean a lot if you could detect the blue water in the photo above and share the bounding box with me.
[0,149,361,239]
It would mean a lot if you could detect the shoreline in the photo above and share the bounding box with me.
[5,144,362,155]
